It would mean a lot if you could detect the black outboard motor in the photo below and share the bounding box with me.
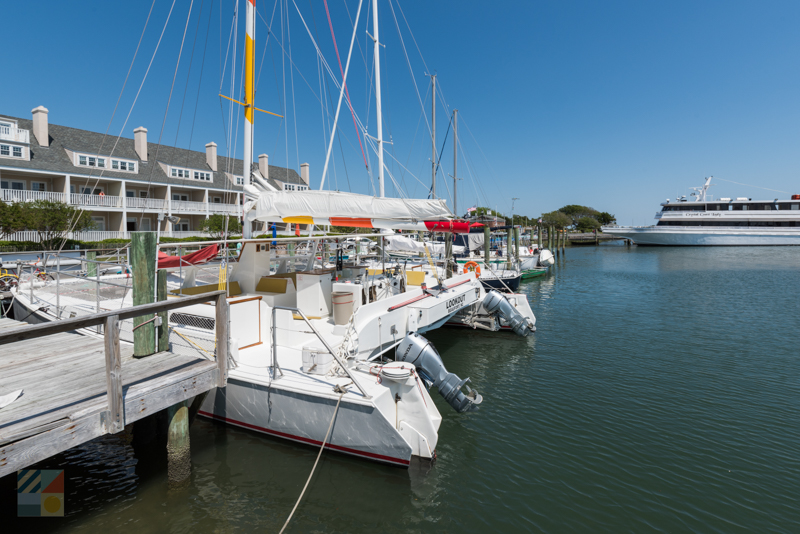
[395,332,482,412]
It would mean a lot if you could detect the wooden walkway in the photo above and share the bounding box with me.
[0,291,228,478]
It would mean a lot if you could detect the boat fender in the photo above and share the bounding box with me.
[395,332,482,412]
[483,290,534,337]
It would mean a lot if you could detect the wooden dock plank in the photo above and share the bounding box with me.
[0,313,225,478]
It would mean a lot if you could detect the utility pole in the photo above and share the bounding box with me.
[431,74,436,198]
[453,109,458,215]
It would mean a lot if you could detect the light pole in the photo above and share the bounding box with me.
[511,197,519,227]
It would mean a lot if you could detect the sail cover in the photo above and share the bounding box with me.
[245,190,468,232]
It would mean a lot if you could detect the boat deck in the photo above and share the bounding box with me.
[0,316,222,478]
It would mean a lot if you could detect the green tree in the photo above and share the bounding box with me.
[576,216,601,232]
[596,211,616,225]
[558,204,599,226]
[0,201,25,240]
[540,210,572,229]
[201,214,242,239]
[20,200,95,248]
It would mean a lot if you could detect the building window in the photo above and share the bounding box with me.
[91,216,106,231]
[193,171,211,181]
[126,191,135,197]
[111,159,136,172]
[234,176,244,186]
[283,183,295,191]
[140,191,149,198]
[77,154,106,168]
[0,144,24,158]
[31,182,47,192]
[171,167,190,178]
[2,180,25,190]
[282,183,308,192]
[213,196,221,203]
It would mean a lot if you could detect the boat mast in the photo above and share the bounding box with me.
[242,0,256,238]
[431,74,436,198]
[453,109,457,215]
[372,0,385,197]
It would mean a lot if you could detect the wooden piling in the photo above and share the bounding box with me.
[483,225,491,266]
[514,227,521,264]
[166,399,191,486]
[537,224,543,249]
[132,232,157,358]
[86,250,97,277]
[157,269,169,352]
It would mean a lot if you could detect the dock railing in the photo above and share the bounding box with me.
[0,290,229,434]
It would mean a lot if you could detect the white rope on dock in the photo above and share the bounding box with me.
[278,391,344,534]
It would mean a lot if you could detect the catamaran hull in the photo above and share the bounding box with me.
[198,378,415,467]
[604,227,800,246]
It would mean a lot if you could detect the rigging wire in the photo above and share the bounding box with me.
[58,0,172,252]
[712,177,791,195]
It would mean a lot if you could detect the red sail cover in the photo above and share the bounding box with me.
[157,244,219,268]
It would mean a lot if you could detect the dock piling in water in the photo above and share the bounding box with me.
[132,232,157,357]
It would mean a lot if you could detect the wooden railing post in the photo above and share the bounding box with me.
[104,315,124,433]
[215,292,229,387]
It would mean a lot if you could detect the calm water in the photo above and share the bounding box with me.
[4,245,800,533]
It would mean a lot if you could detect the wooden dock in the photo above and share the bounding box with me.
[0,291,228,479]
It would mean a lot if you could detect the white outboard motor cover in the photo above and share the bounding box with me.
[538,249,555,267]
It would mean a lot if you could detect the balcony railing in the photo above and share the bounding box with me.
[1,189,66,203]
[126,197,167,210]
[209,203,241,215]
[2,189,240,215]
[70,193,124,208]
[171,200,209,212]
[0,126,30,144]
[4,230,209,243]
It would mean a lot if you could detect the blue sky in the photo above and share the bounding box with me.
[4,0,800,224]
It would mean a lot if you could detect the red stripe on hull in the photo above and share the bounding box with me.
[197,410,411,467]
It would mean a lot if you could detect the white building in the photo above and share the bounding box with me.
[0,106,310,240]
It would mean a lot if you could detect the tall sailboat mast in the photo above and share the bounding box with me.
[453,108,457,215]
[431,74,436,198]
[242,0,256,238]
[372,0,385,197]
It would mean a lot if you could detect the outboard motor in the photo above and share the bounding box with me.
[483,290,535,337]
[538,249,555,267]
[395,333,482,412]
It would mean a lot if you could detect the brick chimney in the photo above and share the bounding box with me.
[259,154,269,181]
[31,106,49,147]
[205,142,217,171]
[134,127,148,161]
[300,163,309,185]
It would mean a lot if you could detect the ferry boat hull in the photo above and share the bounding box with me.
[604,227,800,246]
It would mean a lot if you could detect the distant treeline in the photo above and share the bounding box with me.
[471,205,616,231]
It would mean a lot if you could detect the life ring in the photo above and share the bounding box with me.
[463,261,481,277]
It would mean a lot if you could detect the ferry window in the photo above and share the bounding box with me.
[792,204,800,210]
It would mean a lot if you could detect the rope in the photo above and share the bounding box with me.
[278,392,344,534]
[712,177,791,195]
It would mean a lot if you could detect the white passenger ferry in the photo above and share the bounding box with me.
[604,177,800,245]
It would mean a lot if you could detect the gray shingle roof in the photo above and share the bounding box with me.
[0,114,305,190]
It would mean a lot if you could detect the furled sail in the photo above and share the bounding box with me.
[245,190,469,232]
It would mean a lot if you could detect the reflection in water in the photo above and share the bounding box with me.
[3,245,800,533]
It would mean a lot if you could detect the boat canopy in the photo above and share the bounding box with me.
[383,234,466,255]
[245,190,469,233]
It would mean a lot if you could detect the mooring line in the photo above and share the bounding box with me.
[278,392,344,533]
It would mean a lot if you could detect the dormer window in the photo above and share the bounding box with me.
[76,153,106,168]
[171,167,190,178]
[111,158,137,172]
[283,183,308,191]
[0,144,24,158]
[193,170,211,181]
[234,176,244,186]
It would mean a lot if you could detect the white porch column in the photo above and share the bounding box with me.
[167,185,173,237]
[203,190,209,219]
[64,175,71,203]
[120,181,128,234]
